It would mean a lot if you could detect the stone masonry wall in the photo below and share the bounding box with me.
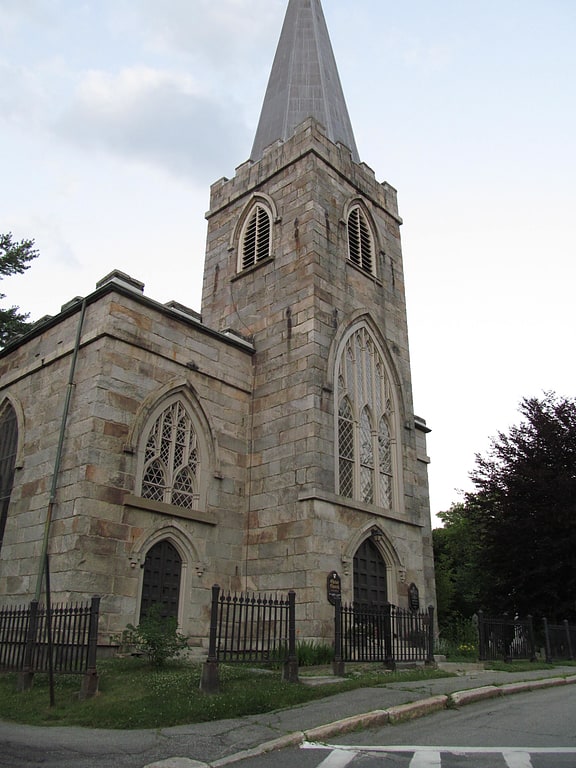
[201,119,434,635]
[0,287,253,644]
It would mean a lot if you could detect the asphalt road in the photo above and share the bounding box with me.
[236,685,576,768]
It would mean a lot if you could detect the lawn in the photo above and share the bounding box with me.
[0,657,453,730]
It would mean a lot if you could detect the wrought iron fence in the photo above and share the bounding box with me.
[543,618,575,662]
[201,584,298,693]
[477,611,536,662]
[0,602,29,670]
[0,597,100,694]
[333,600,434,670]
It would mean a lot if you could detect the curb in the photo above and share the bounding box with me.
[144,675,576,768]
[386,695,448,724]
[450,685,501,706]
[210,732,305,768]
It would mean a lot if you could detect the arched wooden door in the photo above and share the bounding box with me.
[353,537,388,609]
[140,540,182,620]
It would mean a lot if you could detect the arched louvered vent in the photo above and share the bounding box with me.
[240,204,272,271]
[347,206,375,276]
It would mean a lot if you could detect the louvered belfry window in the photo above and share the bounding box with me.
[337,327,394,508]
[240,204,271,270]
[347,205,375,276]
[142,401,199,510]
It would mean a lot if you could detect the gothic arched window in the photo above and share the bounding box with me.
[239,203,272,271]
[347,205,375,276]
[0,403,18,553]
[141,400,200,510]
[336,326,396,509]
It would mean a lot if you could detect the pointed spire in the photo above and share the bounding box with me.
[250,0,360,163]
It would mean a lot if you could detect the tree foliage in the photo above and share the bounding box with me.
[433,503,482,632]
[0,232,39,347]
[435,393,576,624]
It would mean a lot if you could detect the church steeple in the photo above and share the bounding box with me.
[250,0,360,163]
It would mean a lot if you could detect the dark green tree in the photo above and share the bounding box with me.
[465,393,576,621]
[433,503,483,634]
[0,232,39,347]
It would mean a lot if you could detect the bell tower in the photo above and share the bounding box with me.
[201,0,435,636]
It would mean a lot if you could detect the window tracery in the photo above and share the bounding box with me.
[336,327,396,508]
[141,401,199,510]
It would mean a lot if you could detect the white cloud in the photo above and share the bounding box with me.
[135,0,282,65]
[54,66,252,182]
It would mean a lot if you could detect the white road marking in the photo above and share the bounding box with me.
[503,753,534,768]
[409,751,441,767]
[303,742,576,754]
[316,749,357,768]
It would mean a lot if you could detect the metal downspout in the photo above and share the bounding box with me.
[34,298,87,601]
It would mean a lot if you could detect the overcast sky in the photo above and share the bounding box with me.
[1,0,575,524]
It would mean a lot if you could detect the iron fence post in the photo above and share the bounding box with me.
[543,617,552,662]
[80,596,100,700]
[426,605,435,665]
[200,584,221,694]
[17,600,39,692]
[564,619,574,660]
[332,597,345,676]
[282,590,299,683]
[477,610,486,661]
[527,615,537,661]
[383,603,395,670]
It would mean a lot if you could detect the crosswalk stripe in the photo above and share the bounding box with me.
[316,749,357,768]
[503,753,533,768]
[409,751,442,767]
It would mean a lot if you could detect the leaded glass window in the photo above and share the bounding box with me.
[338,398,354,498]
[336,327,395,509]
[142,401,199,510]
[360,407,374,504]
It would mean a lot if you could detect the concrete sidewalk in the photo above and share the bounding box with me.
[1,665,575,768]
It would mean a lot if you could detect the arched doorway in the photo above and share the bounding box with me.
[139,540,182,620]
[353,537,388,609]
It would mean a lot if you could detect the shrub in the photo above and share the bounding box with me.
[297,640,334,666]
[126,605,188,667]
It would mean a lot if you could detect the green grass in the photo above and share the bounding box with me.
[485,659,576,673]
[0,657,453,730]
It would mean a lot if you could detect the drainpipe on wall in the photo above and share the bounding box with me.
[34,298,87,601]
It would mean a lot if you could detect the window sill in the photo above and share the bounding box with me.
[346,259,383,286]
[231,255,274,280]
[297,488,422,527]
[123,494,217,525]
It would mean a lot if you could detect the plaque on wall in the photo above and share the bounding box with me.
[409,583,420,612]
[327,571,341,605]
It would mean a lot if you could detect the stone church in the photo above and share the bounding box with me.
[0,0,436,650]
